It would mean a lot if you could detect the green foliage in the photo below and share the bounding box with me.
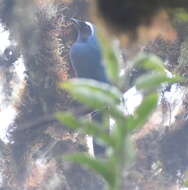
[59,79,122,109]
[126,93,158,131]
[183,170,188,187]
[133,54,183,91]
[56,44,181,189]
[97,30,121,85]
[133,53,167,73]
[173,8,188,22]
[136,72,181,91]
[65,153,116,187]
[56,112,115,147]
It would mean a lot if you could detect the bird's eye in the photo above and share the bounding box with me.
[3,47,19,64]
[82,25,91,33]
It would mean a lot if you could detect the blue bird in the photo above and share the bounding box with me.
[69,18,109,83]
[70,18,109,155]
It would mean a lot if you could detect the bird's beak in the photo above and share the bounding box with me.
[70,18,80,24]
[70,18,79,24]
[70,18,82,30]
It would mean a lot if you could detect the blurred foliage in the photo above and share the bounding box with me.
[56,32,181,189]
[173,8,188,22]
[97,29,121,85]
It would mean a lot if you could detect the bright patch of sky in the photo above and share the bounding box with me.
[0,107,17,143]
[0,24,11,53]
[0,23,26,144]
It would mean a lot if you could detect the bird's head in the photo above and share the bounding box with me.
[71,18,95,41]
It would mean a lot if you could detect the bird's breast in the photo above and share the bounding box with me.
[70,42,102,64]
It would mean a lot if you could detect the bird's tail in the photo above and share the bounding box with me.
[91,111,108,156]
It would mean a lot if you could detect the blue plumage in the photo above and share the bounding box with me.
[70,19,109,155]
[70,19,109,83]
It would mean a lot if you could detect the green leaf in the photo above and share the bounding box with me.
[82,121,115,148]
[55,112,115,147]
[135,72,182,90]
[184,180,188,187]
[59,79,122,109]
[55,112,80,129]
[183,170,188,187]
[107,105,126,122]
[133,54,166,73]
[174,8,188,22]
[127,93,158,131]
[124,135,136,165]
[97,30,120,84]
[135,93,158,125]
[65,153,116,186]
